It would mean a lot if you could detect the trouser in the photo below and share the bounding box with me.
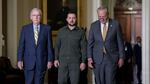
[58,63,80,84]
[24,65,46,84]
[137,64,142,84]
[94,54,117,84]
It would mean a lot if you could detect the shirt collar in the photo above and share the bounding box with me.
[66,26,79,31]
[33,24,40,30]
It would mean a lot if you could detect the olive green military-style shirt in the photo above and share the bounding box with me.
[55,26,87,63]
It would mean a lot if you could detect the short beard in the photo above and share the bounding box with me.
[68,23,76,27]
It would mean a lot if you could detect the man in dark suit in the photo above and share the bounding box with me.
[134,36,142,84]
[87,5,125,84]
[17,8,53,84]
[117,40,133,84]
[54,11,87,84]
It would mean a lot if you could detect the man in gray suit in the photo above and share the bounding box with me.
[87,5,125,84]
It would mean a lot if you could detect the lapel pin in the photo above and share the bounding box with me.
[110,25,112,27]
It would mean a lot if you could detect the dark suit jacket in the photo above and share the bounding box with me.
[88,19,125,64]
[124,42,133,61]
[17,23,53,71]
[134,44,142,65]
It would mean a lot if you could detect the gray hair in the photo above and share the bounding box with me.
[30,8,42,16]
[97,5,109,14]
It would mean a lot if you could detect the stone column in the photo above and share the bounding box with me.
[87,0,102,36]
[142,0,150,84]
[7,0,18,67]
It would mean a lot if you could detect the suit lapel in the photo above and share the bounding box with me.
[28,24,36,46]
[36,24,43,46]
[97,21,103,41]
[105,19,113,41]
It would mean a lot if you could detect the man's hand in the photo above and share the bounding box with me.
[54,60,60,68]
[88,58,94,69]
[47,61,53,69]
[80,63,86,71]
[128,58,131,63]
[17,61,23,70]
[118,58,124,68]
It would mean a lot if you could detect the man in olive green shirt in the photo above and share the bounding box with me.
[54,11,87,84]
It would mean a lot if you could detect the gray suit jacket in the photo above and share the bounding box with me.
[88,19,125,64]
